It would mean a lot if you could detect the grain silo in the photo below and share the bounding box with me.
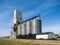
[31,16,41,34]
[26,21,31,35]
[31,19,35,34]
[21,23,26,35]
[18,24,22,35]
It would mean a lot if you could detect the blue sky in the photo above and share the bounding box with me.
[0,0,60,37]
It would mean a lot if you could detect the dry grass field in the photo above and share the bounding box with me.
[0,38,60,45]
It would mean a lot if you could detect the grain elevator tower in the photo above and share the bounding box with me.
[13,10,22,24]
[10,10,22,38]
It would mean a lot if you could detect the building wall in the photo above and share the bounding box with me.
[36,33,56,39]
[48,33,56,39]
[36,34,48,39]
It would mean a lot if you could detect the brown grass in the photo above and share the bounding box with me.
[0,38,60,45]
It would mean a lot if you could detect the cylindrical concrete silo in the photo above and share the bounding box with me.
[31,19,36,34]
[32,17,41,34]
[26,21,31,35]
[34,17,41,34]
[21,23,26,35]
[18,24,22,35]
[37,19,42,34]
[35,17,41,34]
[35,18,39,34]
